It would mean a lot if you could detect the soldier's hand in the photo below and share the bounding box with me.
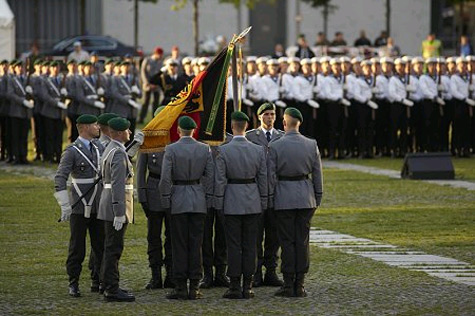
[94,101,105,109]
[22,99,34,109]
[60,88,68,96]
[97,87,105,96]
[87,95,98,100]
[113,215,126,231]
[57,101,67,110]
[131,85,140,95]
[25,85,33,94]
[60,206,72,222]
[141,202,150,217]
[128,99,140,109]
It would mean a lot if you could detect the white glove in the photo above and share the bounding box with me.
[371,87,380,94]
[465,98,475,106]
[406,85,416,93]
[60,88,68,96]
[402,98,414,107]
[248,91,260,100]
[128,99,140,109]
[343,84,349,91]
[57,101,67,109]
[436,97,445,106]
[275,100,287,108]
[131,85,140,95]
[113,215,126,231]
[340,98,351,107]
[22,99,34,109]
[312,86,320,93]
[278,87,286,93]
[126,131,144,156]
[97,87,105,96]
[94,101,105,109]
[87,94,98,100]
[367,100,379,109]
[469,85,475,92]
[437,84,445,92]
[54,190,72,222]
[243,98,254,107]
[133,131,144,145]
[25,85,33,94]
[307,99,320,109]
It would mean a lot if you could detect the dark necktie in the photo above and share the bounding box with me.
[266,131,271,142]
[89,143,94,155]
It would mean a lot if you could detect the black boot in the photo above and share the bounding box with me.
[166,279,188,300]
[263,268,283,287]
[68,281,81,297]
[295,274,307,297]
[163,265,174,289]
[253,267,263,287]
[200,267,214,289]
[214,265,230,287]
[242,276,254,299]
[188,279,203,300]
[223,277,242,299]
[274,274,295,297]
[104,288,135,302]
[145,266,163,289]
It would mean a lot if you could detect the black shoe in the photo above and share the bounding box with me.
[68,283,81,297]
[253,271,263,288]
[274,286,295,297]
[104,288,135,302]
[145,267,163,289]
[91,280,100,293]
[214,273,230,287]
[188,280,203,300]
[200,271,214,289]
[242,277,254,299]
[223,288,243,299]
[295,285,307,297]
[166,288,188,300]
[263,270,283,287]
[163,274,174,288]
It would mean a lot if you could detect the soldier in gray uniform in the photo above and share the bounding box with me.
[245,102,284,288]
[136,106,173,290]
[97,112,119,147]
[54,114,105,297]
[0,59,10,161]
[215,111,268,299]
[40,61,68,163]
[138,47,163,123]
[97,117,136,302]
[76,61,105,117]
[268,107,323,297]
[30,59,45,160]
[65,60,80,142]
[5,60,34,164]
[159,116,214,300]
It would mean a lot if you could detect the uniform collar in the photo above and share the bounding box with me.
[260,127,275,135]
[78,136,91,148]
[111,139,126,151]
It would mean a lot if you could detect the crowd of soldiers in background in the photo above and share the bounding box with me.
[1,33,475,165]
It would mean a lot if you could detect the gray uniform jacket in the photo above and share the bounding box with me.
[98,140,134,222]
[54,138,104,215]
[6,75,32,119]
[30,74,44,115]
[76,75,101,116]
[65,74,79,116]
[136,151,166,212]
[214,137,268,215]
[98,134,112,148]
[109,76,142,119]
[40,76,65,120]
[268,130,323,210]
[246,128,284,152]
[0,75,9,116]
[159,136,214,214]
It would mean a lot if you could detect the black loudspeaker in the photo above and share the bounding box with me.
[401,152,455,180]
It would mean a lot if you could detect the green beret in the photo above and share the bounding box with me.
[0,59,8,65]
[77,61,86,66]
[284,107,303,123]
[50,61,59,67]
[10,59,21,66]
[33,59,43,66]
[114,61,122,66]
[178,116,197,130]
[67,59,76,65]
[120,60,131,66]
[97,113,119,125]
[257,102,276,116]
[83,61,92,66]
[231,111,250,122]
[154,106,166,117]
[76,114,98,124]
[108,117,131,131]
[105,58,114,65]
[41,61,50,66]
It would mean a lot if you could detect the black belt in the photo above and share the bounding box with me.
[173,179,200,185]
[278,174,309,181]
[148,172,160,179]
[227,178,256,184]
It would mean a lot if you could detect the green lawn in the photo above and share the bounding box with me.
[0,160,474,315]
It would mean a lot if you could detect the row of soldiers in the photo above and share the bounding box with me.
[229,55,475,158]
[54,102,323,302]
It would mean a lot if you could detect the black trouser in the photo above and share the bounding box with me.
[453,99,471,153]
[389,102,408,156]
[0,115,7,160]
[440,100,455,152]
[356,101,375,156]
[139,90,160,123]
[326,102,346,157]
[147,211,172,269]
[202,208,227,272]
[420,99,440,152]
[101,220,127,293]
[315,101,328,157]
[256,208,279,273]
[375,100,390,155]
[43,117,63,162]
[33,113,43,159]
[275,208,315,275]
[224,214,259,278]
[345,102,358,156]
[170,213,206,281]
[68,114,80,142]
[66,213,104,285]
[10,117,29,162]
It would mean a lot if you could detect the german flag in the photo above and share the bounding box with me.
[140,47,231,152]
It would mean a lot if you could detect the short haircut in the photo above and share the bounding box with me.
[232,120,247,132]
[284,114,300,128]
[178,127,193,136]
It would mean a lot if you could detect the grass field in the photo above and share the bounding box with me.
[0,158,474,315]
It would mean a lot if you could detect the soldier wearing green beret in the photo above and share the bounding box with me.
[98,117,136,302]
[76,60,105,117]
[159,116,214,300]
[54,114,105,297]
[65,59,80,142]
[136,105,174,290]
[214,111,268,299]
[268,107,323,297]
[96,113,119,147]
[246,102,284,288]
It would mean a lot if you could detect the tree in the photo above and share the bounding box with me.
[300,0,338,38]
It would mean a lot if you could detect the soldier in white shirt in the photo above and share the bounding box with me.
[374,57,393,156]
[406,56,424,152]
[342,57,361,157]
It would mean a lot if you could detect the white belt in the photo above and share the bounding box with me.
[71,178,96,184]
[104,184,134,190]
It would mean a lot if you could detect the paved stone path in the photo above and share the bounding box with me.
[324,161,475,191]
[310,228,475,286]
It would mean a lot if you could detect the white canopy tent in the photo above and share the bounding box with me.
[0,0,14,60]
